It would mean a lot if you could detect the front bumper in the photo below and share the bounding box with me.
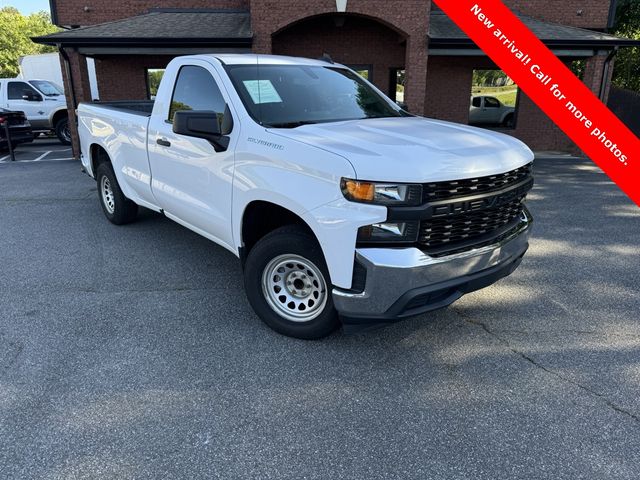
[333,208,532,323]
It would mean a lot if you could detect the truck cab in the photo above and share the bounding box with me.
[78,54,534,339]
[0,78,70,144]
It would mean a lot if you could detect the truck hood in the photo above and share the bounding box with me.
[269,117,534,182]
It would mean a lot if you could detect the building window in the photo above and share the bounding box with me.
[389,68,406,105]
[146,69,165,100]
[347,65,372,81]
[570,60,586,80]
[469,69,519,129]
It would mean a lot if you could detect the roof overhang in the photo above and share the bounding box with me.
[75,47,252,56]
[428,11,640,52]
[32,9,253,49]
[428,39,640,50]
[428,48,599,57]
[33,37,253,48]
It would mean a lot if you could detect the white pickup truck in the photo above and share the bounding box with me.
[78,54,534,339]
[0,78,70,144]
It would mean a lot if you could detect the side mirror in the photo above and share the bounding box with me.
[396,101,409,112]
[22,91,43,102]
[172,105,233,152]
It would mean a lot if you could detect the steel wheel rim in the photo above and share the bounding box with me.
[261,254,328,323]
[100,175,115,214]
[62,122,71,142]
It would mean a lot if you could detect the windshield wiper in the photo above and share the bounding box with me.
[267,120,319,129]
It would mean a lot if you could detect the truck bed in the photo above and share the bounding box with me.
[88,100,155,117]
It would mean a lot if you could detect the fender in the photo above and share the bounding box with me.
[500,109,515,125]
[49,106,68,128]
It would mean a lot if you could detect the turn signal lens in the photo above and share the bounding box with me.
[341,178,423,206]
[343,180,375,202]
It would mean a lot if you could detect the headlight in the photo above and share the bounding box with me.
[357,221,420,244]
[341,179,422,206]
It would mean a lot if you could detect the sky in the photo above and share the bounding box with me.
[0,0,50,15]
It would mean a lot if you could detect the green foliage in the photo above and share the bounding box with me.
[570,59,586,80]
[612,0,640,92]
[471,69,515,88]
[471,70,518,106]
[0,7,59,78]
[147,69,165,98]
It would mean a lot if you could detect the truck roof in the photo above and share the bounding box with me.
[206,54,342,68]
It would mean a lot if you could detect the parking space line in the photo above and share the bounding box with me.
[33,151,52,162]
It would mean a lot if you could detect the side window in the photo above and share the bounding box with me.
[8,82,39,100]
[484,97,500,108]
[168,66,226,122]
[471,97,481,108]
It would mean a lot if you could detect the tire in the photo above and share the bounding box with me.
[244,225,340,339]
[55,117,71,145]
[96,162,138,225]
[502,114,514,128]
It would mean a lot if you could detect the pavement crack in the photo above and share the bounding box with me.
[457,311,640,424]
[0,339,24,377]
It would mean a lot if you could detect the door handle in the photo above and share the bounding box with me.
[157,138,171,147]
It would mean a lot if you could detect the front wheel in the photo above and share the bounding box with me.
[244,225,339,339]
[55,117,72,145]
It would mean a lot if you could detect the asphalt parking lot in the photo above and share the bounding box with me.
[0,137,73,163]
[0,154,639,479]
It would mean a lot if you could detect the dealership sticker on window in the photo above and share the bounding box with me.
[243,80,283,104]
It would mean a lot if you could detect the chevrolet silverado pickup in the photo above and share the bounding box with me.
[78,54,534,339]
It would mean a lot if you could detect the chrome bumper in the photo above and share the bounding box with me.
[333,209,532,322]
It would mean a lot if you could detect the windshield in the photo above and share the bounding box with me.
[29,80,64,97]
[225,64,406,128]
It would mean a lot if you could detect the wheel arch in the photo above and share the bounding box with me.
[50,108,69,128]
[89,143,111,178]
[240,200,321,266]
[501,110,515,125]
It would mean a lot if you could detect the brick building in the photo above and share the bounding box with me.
[35,0,639,156]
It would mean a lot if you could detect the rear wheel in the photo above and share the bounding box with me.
[244,225,339,339]
[55,117,71,145]
[503,113,514,128]
[96,162,138,224]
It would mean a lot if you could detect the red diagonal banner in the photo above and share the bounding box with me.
[434,0,640,207]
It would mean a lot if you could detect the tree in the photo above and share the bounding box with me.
[0,7,59,77]
[612,0,640,92]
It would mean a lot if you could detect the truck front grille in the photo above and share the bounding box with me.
[418,164,533,257]
[423,163,532,202]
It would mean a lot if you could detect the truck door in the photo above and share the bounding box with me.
[483,96,502,124]
[147,62,237,250]
[6,81,49,129]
